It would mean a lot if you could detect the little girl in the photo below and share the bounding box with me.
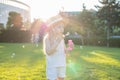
[43,15,66,80]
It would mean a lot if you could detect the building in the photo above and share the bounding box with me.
[0,0,30,28]
[61,11,80,18]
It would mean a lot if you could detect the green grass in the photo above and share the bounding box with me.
[0,43,120,80]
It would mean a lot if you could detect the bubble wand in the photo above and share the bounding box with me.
[67,39,74,54]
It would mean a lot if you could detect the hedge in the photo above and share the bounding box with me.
[0,30,32,43]
[65,37,120,47]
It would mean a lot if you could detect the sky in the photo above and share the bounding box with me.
[21,0,100,21]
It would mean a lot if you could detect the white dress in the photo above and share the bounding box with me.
[44,37,66,68]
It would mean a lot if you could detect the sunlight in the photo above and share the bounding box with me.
[0,46,5,48]
[0,43,120,79]
[0,63,45,79]
[91,69,110,80]
[30,0,61,21]
[67,59,77,74]
[81,51,120,67]
[28,0,100,21]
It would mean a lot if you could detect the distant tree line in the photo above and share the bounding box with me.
[0,0,120,47]
[0,11,45,43]
[0,11,31,43]
[64,0,120,47]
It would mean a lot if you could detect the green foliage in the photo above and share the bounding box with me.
[77,9,97,36]
[0,23,4,30]
[65,36,120,47]
[109,38,120,47]
[77,10,95,27]
[96,0,120,47]
[0,30,31,43]
[6,11,23,30]
[97,0,120,28]
[64,7,109,39]
[65,37,82,45]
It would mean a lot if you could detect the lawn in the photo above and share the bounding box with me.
[0,43,120,80]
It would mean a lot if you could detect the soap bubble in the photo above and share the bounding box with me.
[22,45,25,48]
[11,53,15,58]
[80,46,83,49]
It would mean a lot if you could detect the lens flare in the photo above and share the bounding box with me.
[67,59,77,74]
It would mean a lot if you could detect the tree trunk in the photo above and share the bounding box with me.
[107,27,110,47]
[81,36,84,45]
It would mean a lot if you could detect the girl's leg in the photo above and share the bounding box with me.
[57,77,64,80]
[57,67,65,80]
[47,79,59,80]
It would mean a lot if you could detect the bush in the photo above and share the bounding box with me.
[65,37,120,47]
[65,37,107,46]
[109,38,120,47]
[0,30,32,43]
[65,37,82,45]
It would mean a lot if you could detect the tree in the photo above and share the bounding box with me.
[78,10,97,36]
[97,0,120,47]
[61,4,98,45]
[75,5,98,45]
[6,11,23,30]
[0,23,4,30]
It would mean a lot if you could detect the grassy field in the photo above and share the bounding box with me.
[0,43,120,80]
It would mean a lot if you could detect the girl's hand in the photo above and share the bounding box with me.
[66,52,70,57]
[65,49,71,57]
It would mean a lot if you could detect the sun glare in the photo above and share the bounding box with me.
[28,0,100,22]
[30,0,61,22]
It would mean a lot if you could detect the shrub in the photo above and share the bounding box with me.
[0,30,32,43]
